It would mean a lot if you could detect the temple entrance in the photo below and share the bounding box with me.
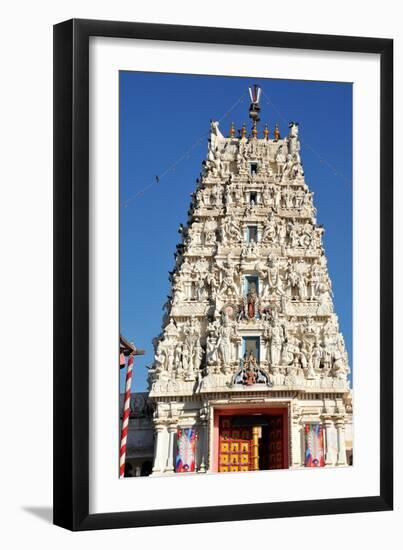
[217,411,288,472]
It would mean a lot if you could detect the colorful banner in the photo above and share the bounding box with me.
[304,423,325,467]
[175,428,196,473]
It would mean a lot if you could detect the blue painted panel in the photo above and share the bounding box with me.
[244,275,259,295]
[242,336,260,361]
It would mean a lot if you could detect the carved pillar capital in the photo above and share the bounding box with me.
[154,423,166,433]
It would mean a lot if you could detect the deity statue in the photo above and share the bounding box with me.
[174,344,183,370]
[312,226,324,248]
[282,154,294,180]
[312,343,322,373]
[321,345,332,376]
[305,343,316,379]
[268,315,284,367]
[297,271,308,300]
[193,340,204,372]
[277,218,287,246]
[273,187,282,211]
[298,342,308,371]
[299,221,313,248]
[212,184,223,207]
[302,316,319,342]
[284,188,294,209]
[289,223,300,248]
[172,274,186,305]
[244,353,258,385]
[281,337,295,366]
[204,219,217,245]
[204,270,218,300]
[221,215,241,245]
[234,183,243,205]
[181,345,190,373]
[219,261,239,297]
[180,257,192,277]
[309,259,323,299]
[202,187,211,206]
[225,180,234,206]
[206,334,218,366]
[207,148,223,177]
[194,272,208,301]
[264,254,284,296]
[262,186,271,207]
[217,311,233,369]
[285,260,299,299]
[154,349,166,372]
[182,318,200,378]
[243,281,259,320]
[262,214,277,243]
[291,153,304,178]
[332,351,348,380]
[275,145,286,177]
[166,345,175,373]
[287,122,300,157]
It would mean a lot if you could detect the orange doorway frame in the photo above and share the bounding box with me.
[212,406,289,473]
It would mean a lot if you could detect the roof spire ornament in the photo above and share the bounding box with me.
[248,84,261,125]
[229,121,235,138]
[241,123,247,139]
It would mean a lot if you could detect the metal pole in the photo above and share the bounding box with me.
[119,355,134,478]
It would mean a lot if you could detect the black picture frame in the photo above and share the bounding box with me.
[53,18,393,531]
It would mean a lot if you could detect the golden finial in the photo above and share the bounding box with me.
[263,124,269,140]
[229,122,235,138]
[241,123,247,139]
[274,123,280,141]
[251,120,258,138]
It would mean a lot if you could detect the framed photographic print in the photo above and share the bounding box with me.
[53,19,393,530]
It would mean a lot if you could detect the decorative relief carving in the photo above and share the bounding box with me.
[148,119,350,394]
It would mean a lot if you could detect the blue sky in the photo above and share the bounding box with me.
[120,72,352,392]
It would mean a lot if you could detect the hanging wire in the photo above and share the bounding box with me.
[300,140,351,184]
[262,90,288,127]
[261,90,351,186]
[121,92,247,208]
[122,88,350,209]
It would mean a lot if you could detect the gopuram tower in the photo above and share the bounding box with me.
[147,86,353,475]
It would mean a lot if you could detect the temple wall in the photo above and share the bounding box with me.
[150,393,352,475]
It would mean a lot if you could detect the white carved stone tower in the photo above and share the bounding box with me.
[147,87,352,475]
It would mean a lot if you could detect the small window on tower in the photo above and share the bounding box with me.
[249,162,258,175]
[250,192,257,204]
[242,336,260,361]
[245,275,259,296]
[247,225,258,242]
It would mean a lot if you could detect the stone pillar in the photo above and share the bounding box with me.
[291,408,302,467]
[165,424,177,473]
[151,424,167,475]
[198,404,209,473]
[335,420,347,466]
[197,422,207,473]
[207,409,215,473]
[323,418,335,466]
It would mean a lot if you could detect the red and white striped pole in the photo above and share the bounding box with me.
[119,354,134,478]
